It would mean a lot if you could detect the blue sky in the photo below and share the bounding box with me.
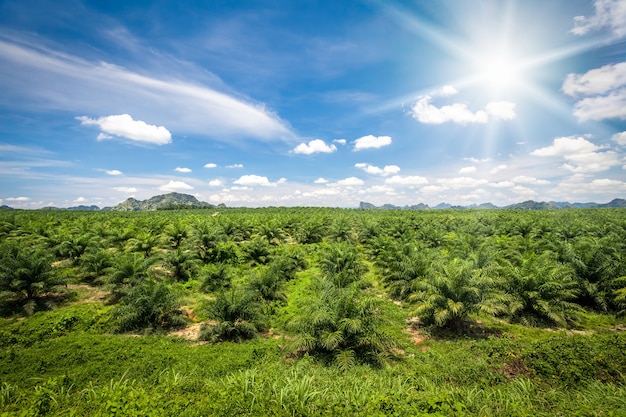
[1,0,625,208]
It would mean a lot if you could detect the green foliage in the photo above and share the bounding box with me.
[497,251,582,327]
[409,258,505,329]
[200,288,267,343]
[0,242,66,313]
[111,279,185,332]
[199,262,233,292]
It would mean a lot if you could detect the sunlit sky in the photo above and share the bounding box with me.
[1,0,626,208]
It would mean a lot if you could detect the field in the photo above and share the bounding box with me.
[1,207,626,416]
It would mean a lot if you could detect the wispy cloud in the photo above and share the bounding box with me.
[175,167,192,173]
[355,163,400,176]
[571,0,626,40]
[0,35,294,141]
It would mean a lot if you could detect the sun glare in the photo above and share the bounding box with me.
[483,55,518,86]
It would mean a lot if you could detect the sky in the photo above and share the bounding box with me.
[1,0,626,209]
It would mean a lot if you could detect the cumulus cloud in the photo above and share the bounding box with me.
[489,164,507,174]
[334,177,365,187]
[366,185,395,193]
[385,175,428,186]
[6,196,30,201]
[512,176,550,185]
[353,135,392,151]
[333,139,347,145]
[159,180,193,191]
[204,163,218,168]
[612,131,626,145]
[233,175,284,187]
[437,177,488,189]
[314,178,328,184]
[563,63,626,121]
[113,187,137,193]
[226,164,243,169]
[464,157,492,163]
[354,163,400,176]
[459,166,476,174]
[489,181,515,188]
[571,0,626,39]
[292,139,337,155]
[208,179,223,187]
[175,167,192,173]
[105,169,123,176]
[74,197,87,203]
[409,94,516,124]
[77,114,172,145]
[531,136,620,173]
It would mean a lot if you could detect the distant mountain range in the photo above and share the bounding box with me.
[1,194,625,211]
[359,198,626,210]
[1,193,221,211]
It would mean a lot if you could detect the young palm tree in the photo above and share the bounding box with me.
[111,279,185,332]
[288,277,393,368]
[318,242,367,288]
[165,247,200,282]
[104,253,157,302]
[162,220,189,249]
[0,243,65,313]
[199,288,266,343]
[497,251,581,327]
[409,258,505,330]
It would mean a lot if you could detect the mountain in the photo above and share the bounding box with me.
[359,199,626,211]
[110,192,215,211]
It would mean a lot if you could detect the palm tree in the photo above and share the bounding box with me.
[0,243,65,312]
[199,288,266,342]
[126,231,160,258]
[165,247,200,282]
[104,253,157,302]
[497,251,581,327]
[409,258,505,330]
[111,279,185,332]
[287,276,393,368]
[162,220,189,249]
[318,242,367,288]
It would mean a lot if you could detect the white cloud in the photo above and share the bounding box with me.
[420,185,445,193]
[531,136,620,172]
[563,63,626,121]
[437,177,488,189]
[571,0,626,39]
[436,85,458,97]
[74,197,87,203]
[204,163,218,168]
[233,174,283,187]
[353,135,392,151]
[354,163,400,176]
[511,185,538,197]
[226,164,243,169]
[292,139,337,155]
[512,176,550,185]
[531,136,602,156]
[97,133,112,140]
[314,178,328,184]
[0,37,293,141]
[175,167,192,173]
[334,177,365,187]
[333,139,347,145]
[366,185,395,193]
[459,166,476,174]
[77,114,172,145]
[613,131,626,145]
[489,164,507,174]
[105,169,123,176]
[302,188,341,197]
[159,180,193,191]
[485,101,516,120]
[208,179,223,187]
[113,187,137,193]
[464,157,491,163]
[6,196,30,201]
[409,95,516,124]
[385,175,428,186]
[489,181,515,188]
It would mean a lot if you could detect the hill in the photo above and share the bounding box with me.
[359,198,626,210]
[110,192,215,211]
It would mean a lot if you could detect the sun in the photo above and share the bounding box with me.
[475,50,524,92]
